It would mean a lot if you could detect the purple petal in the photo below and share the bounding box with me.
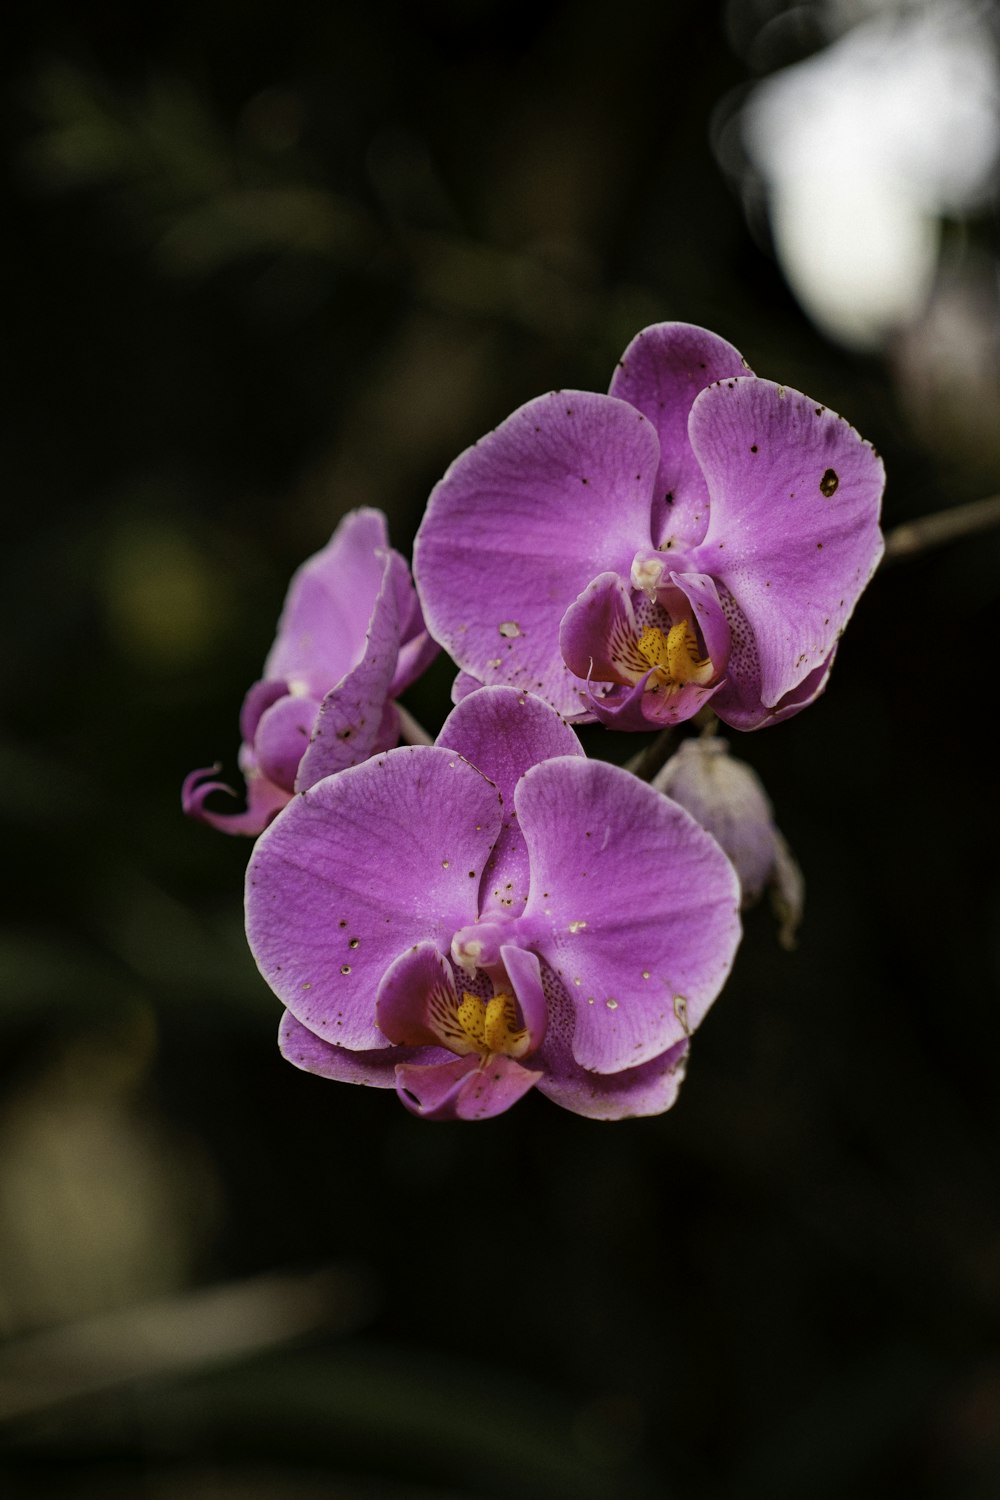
[437,686,584,919]
[687,379,884,710]
[581,675,662,732]
[376,942,460,1049]
[514,757,741,1073]
[508,944,689,1118]
[414,391,660,717]
[264,508,390,697]
[388,551,440,695]
[245,746,504,1050]
[240,679,290,744]
[711,602,837,729]
[395,1053,542,1121]
[293,550,401,790]
[537,1039,689,1119]
[182,765,290,836]
[451,670,485,704]
[610,322,749,553]
[500,942,549,1052]
[559,572,642,686]
[279,1010,447,1085]
[255,692,322,792]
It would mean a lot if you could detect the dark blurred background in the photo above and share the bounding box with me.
[2,1,999,1496]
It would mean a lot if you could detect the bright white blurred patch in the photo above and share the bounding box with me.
[744,0,1000,349]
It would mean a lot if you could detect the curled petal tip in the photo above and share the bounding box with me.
[182,764,288,837]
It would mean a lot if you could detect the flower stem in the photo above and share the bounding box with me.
[396,704,434,746]
[624,726,676,782]
[882,493,1000,564]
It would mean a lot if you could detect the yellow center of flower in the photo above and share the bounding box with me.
[636,620,713,690]
[428,987,530,1059]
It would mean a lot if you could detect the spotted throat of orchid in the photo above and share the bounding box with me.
[246,686,742,1121]
[414,321,885,731]
[557,554,732,730]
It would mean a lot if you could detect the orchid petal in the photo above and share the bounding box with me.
[245,746,504,1050]
[395,1053,542,1121]
[450,670,485,705]
[711,598,837,729]
[501,906,692,1118]
[415,390,660,717]
[537,1039,689,1119]
[499,943,549,1052]
[387,550,440,695]
[240,679,289,745]
[376,942,460,1050]
[255,692,322,792]
[181,765,290,836]
[537,959,690,1118]
[264,509,390,695]
[687,378,884,709]
[437,687,584,919]
[559,572,642,686]
[515,757,741,1073]
[294,550,401,789]
[610,322,749,552]
[279,1010,447,1085]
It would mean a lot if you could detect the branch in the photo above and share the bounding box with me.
[882,494,1000,565]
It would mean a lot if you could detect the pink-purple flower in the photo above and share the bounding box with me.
[245,686,741,1120]
[414,322,885,730]
[184,508,437,835]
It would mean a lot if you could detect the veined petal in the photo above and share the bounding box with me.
[499,943,549,1053]
[279,1010,448,1086]
[536,957,690,1117]
[414,390,660,717]
[610,322,749,552]
[711,593,837,729]
[395,1053,542,1121]
[245,746,504,1050]
[265,508,390,696]
[687,378,884,710]
[294,548,401,790]
[437,686,584,918]
[388,550,440,696]
[514,757,741,1073]
[376,942,463,1050]
[560,572,645,685]
[538,1040,689,1119]
[256,692,322,792]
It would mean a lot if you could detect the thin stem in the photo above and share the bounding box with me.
[882,493,1000,564]
[623,725,676,782]
[396,703,434,746]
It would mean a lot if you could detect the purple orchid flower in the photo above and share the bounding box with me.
[414,322,885,730]
[245,686,741,1120]
[184,508,437,835]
